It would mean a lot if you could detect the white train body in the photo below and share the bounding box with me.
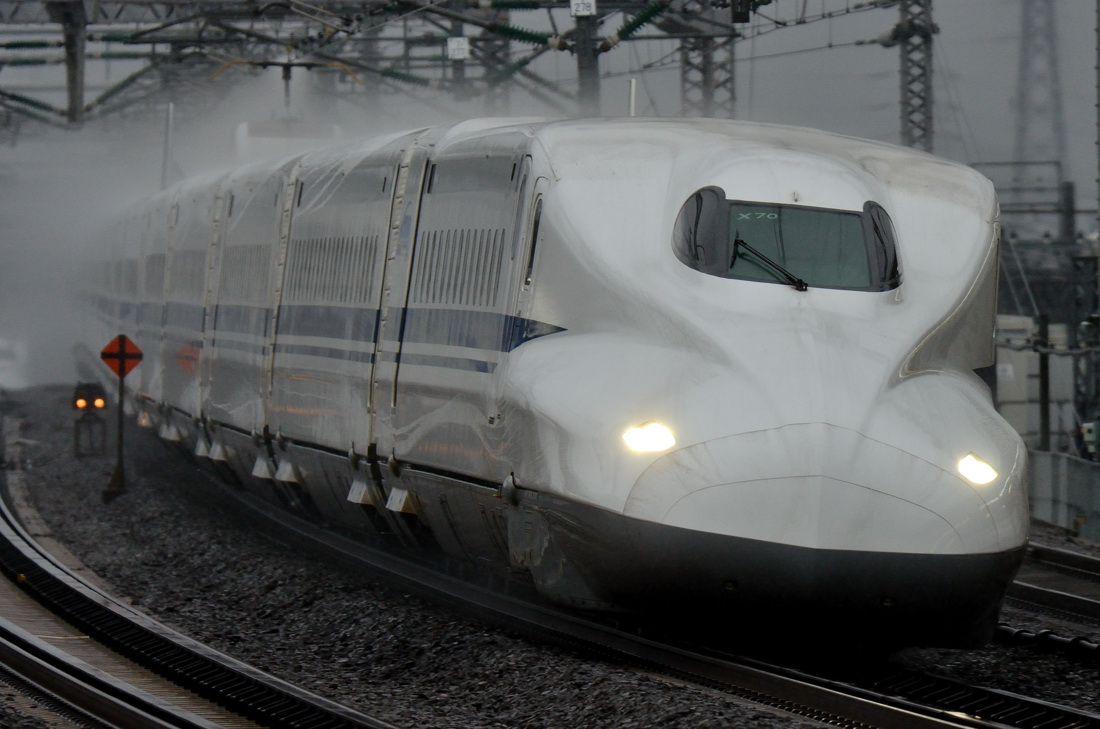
[81,118,1027,646]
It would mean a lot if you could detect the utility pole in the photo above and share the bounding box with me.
[45,1,86,123]
[575,14,600,114]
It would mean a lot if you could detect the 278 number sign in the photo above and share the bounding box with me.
[570,0,595,16]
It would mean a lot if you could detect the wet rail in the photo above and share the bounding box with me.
[0,417,396,729]
[997,543,1100,663]
[1010,543,1100,620]
[187,465,1100,729]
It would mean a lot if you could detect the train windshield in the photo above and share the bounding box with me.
[673,187,900,292]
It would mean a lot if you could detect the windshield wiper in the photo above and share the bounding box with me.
[732,237,808,292]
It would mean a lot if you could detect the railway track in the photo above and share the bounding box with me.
[0,417,395,729]
[5,395,1100,729]
[994,542,1100,663]
[166,460,1100,729]
[1010,543,1100,622]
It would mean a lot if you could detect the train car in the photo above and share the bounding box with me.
[79,118,1028,647]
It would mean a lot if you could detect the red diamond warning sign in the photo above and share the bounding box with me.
[100,335,143,378]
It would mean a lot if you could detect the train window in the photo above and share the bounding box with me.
[510,173,528,260]
[524,198,543,288]
[425,157,516,194]
[672,187,900,292]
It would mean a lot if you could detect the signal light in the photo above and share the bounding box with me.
[72,382,107,411]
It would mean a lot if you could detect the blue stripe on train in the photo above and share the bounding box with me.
[101,300,566,364]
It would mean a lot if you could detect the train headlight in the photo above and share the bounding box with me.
[957,453,998,485]
[622,421,675,452]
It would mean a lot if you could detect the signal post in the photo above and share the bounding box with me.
[99,335,142,502]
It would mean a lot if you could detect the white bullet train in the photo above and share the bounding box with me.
[79,117,1028,647]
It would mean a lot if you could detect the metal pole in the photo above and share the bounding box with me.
[116,366,124,478]
[575,15,600,115]
[104,340,127,502]
[160,102,174,190]
[1039,314,1051,451]
[59,2,86,124]
[1094,0,1099,443]
[282,64,291,113]
[1059,181,1076,243]
[450,0,465,98]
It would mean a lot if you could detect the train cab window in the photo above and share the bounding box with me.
[673,186,900,292]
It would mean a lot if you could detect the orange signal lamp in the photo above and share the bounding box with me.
[72,382,108,412]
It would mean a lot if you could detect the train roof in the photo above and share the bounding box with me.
[431,117,995,217]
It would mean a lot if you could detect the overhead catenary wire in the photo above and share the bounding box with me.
[1003,234,1042,318]
[934,35,982,162]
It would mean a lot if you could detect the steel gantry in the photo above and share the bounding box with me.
[1,0,943,146]
[0,0,757,129]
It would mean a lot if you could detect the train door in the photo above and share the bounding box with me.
[161,182,224,417]
[489,174,552,442]
[384,137,531,476]
[136,197,172,404]
[370,134,437,459]
[267,153,398,451]
[200,162,295,434]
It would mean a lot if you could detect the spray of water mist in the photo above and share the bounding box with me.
[0,64,566,388]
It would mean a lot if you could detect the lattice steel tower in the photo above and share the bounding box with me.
[898,0,935,152]
[1013,0,1066,170]
[676,0,736,118]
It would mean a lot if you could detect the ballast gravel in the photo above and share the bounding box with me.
[4,385,1100,727]
[3,387,829,729]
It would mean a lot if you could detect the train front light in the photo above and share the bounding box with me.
[957,453,998,485]
[622,421,676,452]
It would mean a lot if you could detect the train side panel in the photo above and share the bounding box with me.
[134,195,172,405]
[267,144,403,452]
[160,179,224,417]
[200,160,298,435]
[391,131,532,479]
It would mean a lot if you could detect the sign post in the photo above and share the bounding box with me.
[100,334,143,503]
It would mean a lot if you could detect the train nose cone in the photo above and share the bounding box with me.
[624,422,1024,555]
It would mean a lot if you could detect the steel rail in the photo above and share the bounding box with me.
[0,472,398,729]
[1008,543,1100,621]
[1027,543,1100,578]
[996,541,1100,665]
[187,465,1090,729]
[0,614,217,729]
